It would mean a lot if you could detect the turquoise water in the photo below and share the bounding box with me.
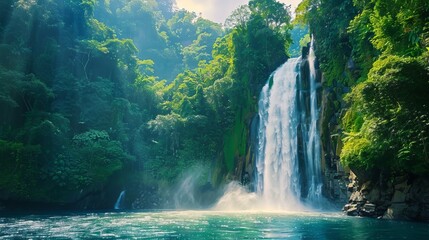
[1,211,428,239]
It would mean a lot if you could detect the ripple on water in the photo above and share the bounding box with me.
[0,211,428,239]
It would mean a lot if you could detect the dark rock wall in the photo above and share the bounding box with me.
[316,54,350,206]
[344,172,429,221]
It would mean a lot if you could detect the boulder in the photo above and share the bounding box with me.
[391,190,407,203]
[383,203,408,220]
[366,188,381,203]
[346,206,359,216]
[360,203,377,217]
[350,191,365,203]
[363,203,376,212]
[347,182,354,191]
[343,203,355,211]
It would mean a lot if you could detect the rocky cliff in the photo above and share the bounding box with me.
[343,171,429,221]
[318,57,429,222]
[319,79,350,205]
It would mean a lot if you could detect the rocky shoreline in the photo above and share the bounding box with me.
[343,172,429,221]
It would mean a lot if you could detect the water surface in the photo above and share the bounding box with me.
[1,211,428,239]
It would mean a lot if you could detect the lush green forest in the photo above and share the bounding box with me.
[296,0,429,177]
[0,0,292,206]
[0,0,428,213]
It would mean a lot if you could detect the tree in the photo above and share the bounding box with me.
[249,0,291,29]
[224,5,251,30]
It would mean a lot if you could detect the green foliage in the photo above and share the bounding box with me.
[223,104,249,173]
[0,0,13,36]
[347,8,377,81]
[0,140,43,200]
[40,129,131,194]
[0,0,152,203]
[142,0,293,182]
[72,130,130,184]
[95,1,224,81]
[296,0,357,86]
[225,5,251,30]
[249,0,291,29]
[342,108,364,133]
[299,34,311,48]
[340,133,373,169]
[342,56,429,174]
[72,129,110,146]
[0,0,294,204]
[288,24,310,57]
[298,0,429,176]
[369,0,429,56]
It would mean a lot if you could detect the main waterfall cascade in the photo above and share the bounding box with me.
[255,58,304,210]
[215,41,326,211]
[255,41,324,210]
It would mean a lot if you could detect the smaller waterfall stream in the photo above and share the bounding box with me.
[114,190,126,210]
[303,39,323,204]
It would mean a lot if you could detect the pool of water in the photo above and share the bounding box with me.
[1,210,428,239]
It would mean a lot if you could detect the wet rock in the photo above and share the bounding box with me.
[404,204,420,219]
[342,173,429,222]
[384,203,408,220]
[350,191,365,203]
[391,190,407,203]
[346,205,359,216]
[363,203,376,212]
[360,203,377,217]
[343,203,355,211]
[347,182,354,191]
[366,188,380,203]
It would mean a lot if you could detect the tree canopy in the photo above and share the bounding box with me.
[0,0,293,205]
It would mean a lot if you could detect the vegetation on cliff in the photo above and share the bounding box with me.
[296,0,429,176]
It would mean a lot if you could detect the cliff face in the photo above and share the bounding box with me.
[296,46,347,206]
[317,59,351,207]
[343,171,429,221]
[318,59,429,222]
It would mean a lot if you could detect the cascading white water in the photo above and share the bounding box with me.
[256,58,304,210]
[256,39,324,210]
[215,41,325,211]
[304,39,323,204]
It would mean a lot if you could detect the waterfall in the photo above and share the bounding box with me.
[256,58,303,210]
[114,190,126,210]
[255,39,324,210]
[305,39,323,204]
[214,41,325,211]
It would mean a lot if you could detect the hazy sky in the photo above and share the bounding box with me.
[175,0,302,23]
